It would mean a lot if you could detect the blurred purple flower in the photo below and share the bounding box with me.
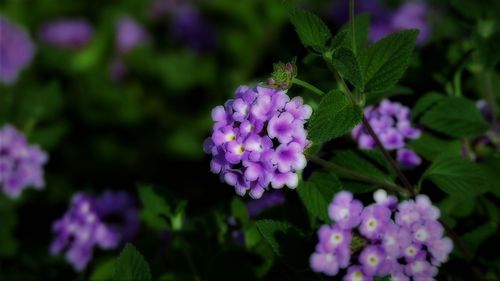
[116,16,149,54]
[108,57,127,81]
[149,0,186,19]
[0,16,35,84]
[51,193,120,271]
[0,125,48,198]
[38,19,93,49]
[330,0,431,44]
[95,190,140,242]
[51,191,140,271]
[246,190,285,217]
[171,6,216,52]
[352,99,422,168]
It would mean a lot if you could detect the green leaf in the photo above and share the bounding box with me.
[461,222,498,257]
[422,155,489,198]
[407,133,461,161]
[255,220,302,256]
[478,154,500,197]
[137,185,171,231]
[411,92,445,121]
[231,197,250,228]
[288,8,331,52]
[113,244,152,281]
[308,90,362,144]
[420,97,490,138]
[361,30,418,93]
[330,47,364,90]
[297,172,341,225]
[90,259,115,281]
[340,14,371,54]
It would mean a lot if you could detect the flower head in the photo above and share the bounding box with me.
[39,19,93,49]
[311,190,452,280]
[205,85,311,198]
[51,191,139,271]
[0,16,34,84]
[352,99,422,168]
[0,125,48,198]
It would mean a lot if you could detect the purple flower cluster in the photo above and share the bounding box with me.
[51,191,139,271]
[0,16,35,84]
[0,125,48,198]
[204,85,311,199]
[352,99,422,168]
[330,0,431,45]
[38,19,94,49]
[310,190,453,281]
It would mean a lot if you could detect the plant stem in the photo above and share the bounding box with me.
[292,78,325,96]
[361,116,415,195]
[349,0,356,53]
[306,154,411,196]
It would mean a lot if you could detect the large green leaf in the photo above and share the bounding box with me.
[339,14,371,55]
[288,8,331,52]
[297,172,341,225]
[113,244,152,281]
[308,90,362,144]
[411,92,445,121]
[422,155,489,197]
[407,133,461,161]
[361,30,418,93]
[420,97,490,138]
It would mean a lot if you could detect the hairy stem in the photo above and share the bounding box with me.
[292,78,325,96]
[361,116,415,195]
[306,154,411,196]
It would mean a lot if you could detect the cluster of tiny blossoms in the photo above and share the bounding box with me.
[310,190,453,281]
[352,99,422,168]
[204,85,311,199]
[0,125,48,198]
[51,191,139,271]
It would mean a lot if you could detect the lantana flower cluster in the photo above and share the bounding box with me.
[51,191,139,271]
[352,99,422,168]
[310,190,453,281]
[0,125,48,198]
[204,85,311,199]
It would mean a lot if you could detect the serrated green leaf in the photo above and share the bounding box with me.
[411,92,445,121]
[137,185,171,231]
[298,172,341,225]
[420,97,490,138]
[255,220,303,257]
[90,259,115,281]
[340,14,371,54]
[308,90,362,144]
[407,133,461,161]
[288,8,331,52]
[330,47,364,90]
[422,155,489,198]
[113,244,151,281]
[361,30,418,93]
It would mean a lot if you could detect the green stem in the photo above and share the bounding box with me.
[349,0,356,54]
[306,154,411,196]
[292,78,325,96]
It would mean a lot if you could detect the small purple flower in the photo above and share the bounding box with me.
[359,204,391,240]
[317,224,352,254]
[116,16,149,54]
[391,2,431,45]
[51,193,120,271]
[352,99,422,168]
[310,252,340,276]
[405,252,438,279]
[343,265,372,281]
[328,191,364,229]
[359,245,385,276]
[38,19,93,49]
[0,125,48,198]
[205,85,311,198]
[0,16,34,84]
